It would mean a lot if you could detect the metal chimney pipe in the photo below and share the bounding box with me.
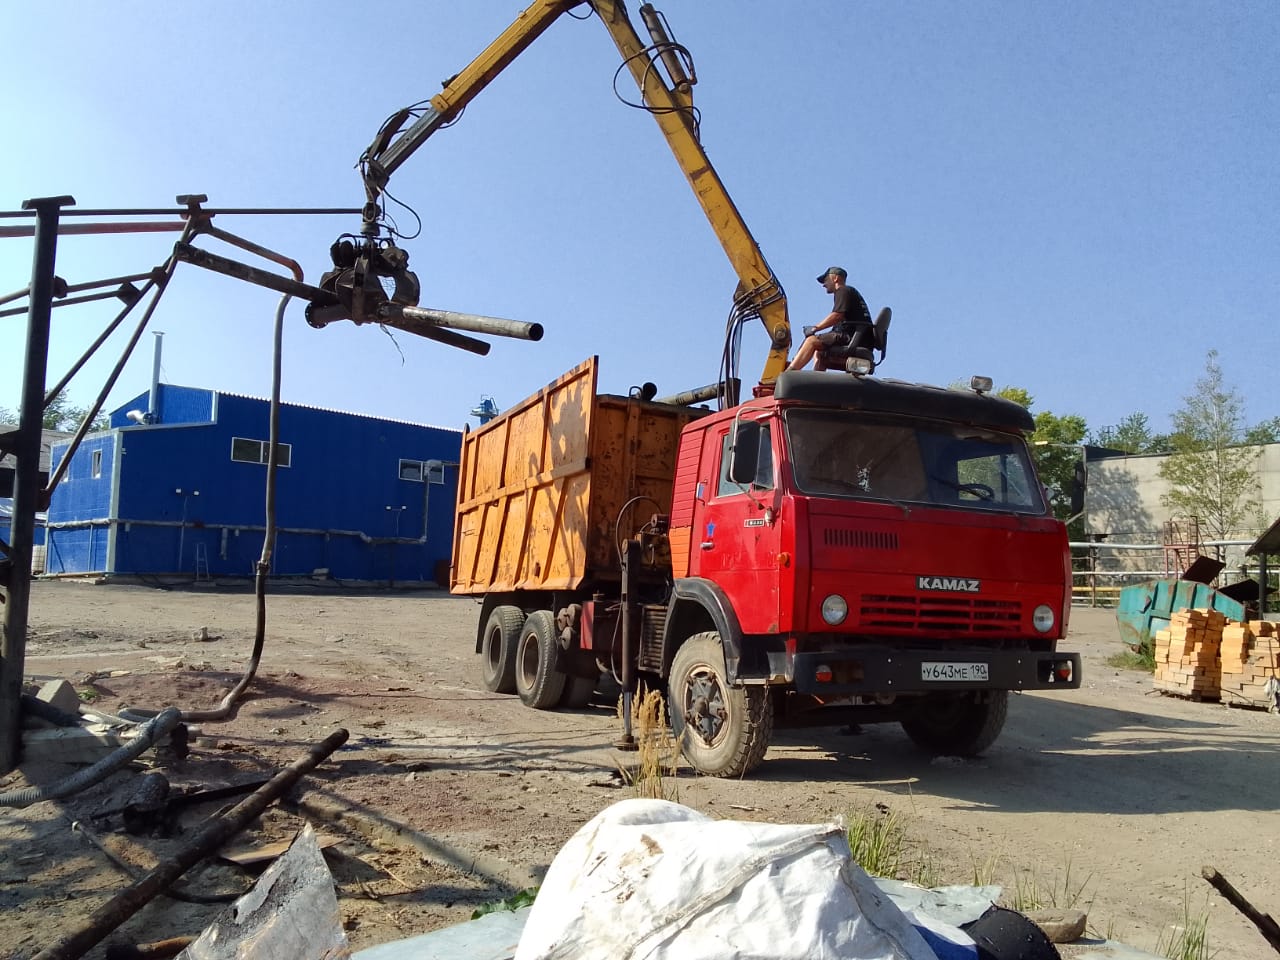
[148,331,163,423]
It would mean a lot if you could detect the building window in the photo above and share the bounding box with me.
[399,459,445,484]
[91,449,103,479]
[231,437,291,467]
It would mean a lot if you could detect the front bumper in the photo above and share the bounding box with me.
[789,645,1081,694]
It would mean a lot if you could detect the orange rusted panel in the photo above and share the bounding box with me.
[451,357,704,595]
[668,526,692,580]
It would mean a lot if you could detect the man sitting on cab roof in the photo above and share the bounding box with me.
[786,266,874,372]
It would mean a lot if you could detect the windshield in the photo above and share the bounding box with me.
[784,409,1046,513]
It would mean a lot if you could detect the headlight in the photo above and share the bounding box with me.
[1032,604,1055,633]
[821,595,848,625]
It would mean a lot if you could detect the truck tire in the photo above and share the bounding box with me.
[560,673,597,708]
[900,690,1008,756]
[668,632,772,778]
[515,610,566,709]
[480,606,525,694]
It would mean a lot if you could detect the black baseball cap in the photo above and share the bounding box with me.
[816,266,847,283]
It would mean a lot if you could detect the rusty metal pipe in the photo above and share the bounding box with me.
[171,243,326,302]
[614,538,642,750]
[655,381,729,406]
[376,311,493,356]
[0,206,363,218]
[0,285,142,320]
[386,304,544,342]
[0,222,187,239]
[196,223,303,285]
[32,728,349,960]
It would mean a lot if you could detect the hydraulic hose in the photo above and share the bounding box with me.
[119,290,290,726]
[0,707,182,809]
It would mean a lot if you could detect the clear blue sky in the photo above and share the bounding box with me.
[3,1,1276,435]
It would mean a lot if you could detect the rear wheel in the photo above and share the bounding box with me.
[515,611,566,709]
[480,605,524,694]
[668,632,772,777]
[900,690,1008,756]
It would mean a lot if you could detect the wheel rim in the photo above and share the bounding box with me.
[484,626,501,676]
[517,633,539,690]
[682,663,729,747]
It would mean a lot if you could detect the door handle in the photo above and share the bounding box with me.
[700,541,714,550]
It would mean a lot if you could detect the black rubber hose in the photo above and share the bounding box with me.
[0,707,182,809]
[21,693,83,727]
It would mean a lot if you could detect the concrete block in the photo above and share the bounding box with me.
[36,679,82,717]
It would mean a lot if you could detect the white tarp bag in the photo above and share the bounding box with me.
[514,799,940,960]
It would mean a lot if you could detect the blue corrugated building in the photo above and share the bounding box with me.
[44,385,461,584]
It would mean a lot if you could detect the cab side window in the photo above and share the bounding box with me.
[717,425,773,497]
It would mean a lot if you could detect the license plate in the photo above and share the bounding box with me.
[921,661,989,682]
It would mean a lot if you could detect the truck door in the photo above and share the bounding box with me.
[693,422,782,634]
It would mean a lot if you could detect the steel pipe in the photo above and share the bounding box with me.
[385,303,543,342]
[655,381,730,406]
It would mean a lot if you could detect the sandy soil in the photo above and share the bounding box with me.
[2,580,1278,959]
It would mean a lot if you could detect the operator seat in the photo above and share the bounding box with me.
[815,306,891,374]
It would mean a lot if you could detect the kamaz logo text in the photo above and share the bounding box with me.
[917,576,981,593]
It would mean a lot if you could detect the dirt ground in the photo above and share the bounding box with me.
[2,580,1279,960]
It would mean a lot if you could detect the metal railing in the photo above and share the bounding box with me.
[1068,539,1264,608]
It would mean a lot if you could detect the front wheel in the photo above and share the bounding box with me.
[900,690,1008,756]
[668,632,772,778]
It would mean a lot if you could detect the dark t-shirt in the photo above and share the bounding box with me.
[832,285,873,337]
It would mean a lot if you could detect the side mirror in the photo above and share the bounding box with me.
[728,420,762,485]
[1069,460,1087,516]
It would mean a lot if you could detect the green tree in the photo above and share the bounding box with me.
[0,394,108,431]
[1089,412,1172,454]
[1244,416,1280,445]
[1159,351,1263,541]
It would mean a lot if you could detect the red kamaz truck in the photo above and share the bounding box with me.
[319,1,1081,777]
[451,357,1080,777]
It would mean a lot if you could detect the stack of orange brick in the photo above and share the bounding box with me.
[1219,619,1280,709]
[1152,608,1226,699]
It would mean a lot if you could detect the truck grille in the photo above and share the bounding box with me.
[823,528,899,551]
[858,594,1021,633]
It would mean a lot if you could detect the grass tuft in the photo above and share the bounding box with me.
[617,688,680,801]
[1005,855,1094,913]
[846,805,937,885]
[1156,886,1213,960]
[1106,645,1155,672]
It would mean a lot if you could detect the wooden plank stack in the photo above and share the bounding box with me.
[1219,619,1280,710]
[1152,608,1226,699]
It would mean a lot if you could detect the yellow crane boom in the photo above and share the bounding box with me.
[326,0,791,396]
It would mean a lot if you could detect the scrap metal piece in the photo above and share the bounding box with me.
[177,825,350,960]
[122,772,171,835]
[32,728,349,960]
